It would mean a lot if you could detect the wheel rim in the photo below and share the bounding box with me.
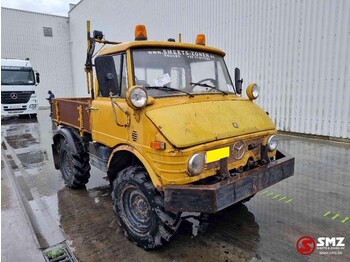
[122,185,152,235]
[61,149,73,182]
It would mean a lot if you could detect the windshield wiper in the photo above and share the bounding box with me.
[146,86,194,97]
[190,82,228,95]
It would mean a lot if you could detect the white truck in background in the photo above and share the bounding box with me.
[1,58,40,118]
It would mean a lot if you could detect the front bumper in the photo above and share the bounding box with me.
[1,100,38,116]
[164,149,294,213]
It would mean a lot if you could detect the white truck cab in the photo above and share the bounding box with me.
[1,58,40,118]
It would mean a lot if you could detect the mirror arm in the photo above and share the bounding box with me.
[110,96,130,127]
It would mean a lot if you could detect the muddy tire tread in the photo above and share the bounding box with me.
[112,166,178,249]
[59,139,90,188]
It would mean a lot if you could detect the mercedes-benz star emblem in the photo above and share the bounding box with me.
[10,93,18,99]
[232,140,245,160]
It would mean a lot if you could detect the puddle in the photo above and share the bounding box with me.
[17,150,47,166]
[5,133,38,149]
[56,184,259,262]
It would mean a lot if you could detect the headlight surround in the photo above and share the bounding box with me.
[129,87,148,108]
[246,83,259,100]
[188,153,205,176]
[267,135,278,151]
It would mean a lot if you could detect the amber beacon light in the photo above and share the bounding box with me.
[195,34,206,45]
[135,25,148,40]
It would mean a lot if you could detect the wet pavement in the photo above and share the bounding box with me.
[1,109,349,262]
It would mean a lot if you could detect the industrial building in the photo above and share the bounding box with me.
[2,0,349,139]
[1,7,74,105]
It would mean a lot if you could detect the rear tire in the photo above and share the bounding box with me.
[59,139,90,188]
[30,114,37,118]
[112,166,181,249]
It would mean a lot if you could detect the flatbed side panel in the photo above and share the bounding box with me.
[52,98,92,133]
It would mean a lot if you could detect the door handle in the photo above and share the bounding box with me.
[87,107,99,111]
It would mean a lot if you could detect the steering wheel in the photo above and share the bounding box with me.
[186,78,217,92]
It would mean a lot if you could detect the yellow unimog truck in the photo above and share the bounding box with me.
[51,22,294,249]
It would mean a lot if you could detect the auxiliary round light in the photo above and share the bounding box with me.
[267,135,278,151]
[246,83,260,100]
[188,153,205,176]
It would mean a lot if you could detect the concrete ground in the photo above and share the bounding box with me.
[1,109,349,262]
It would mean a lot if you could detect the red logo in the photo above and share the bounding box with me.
[296,236,316,255]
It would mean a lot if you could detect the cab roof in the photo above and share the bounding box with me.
[99,41,226,56]
[1,58,32,68]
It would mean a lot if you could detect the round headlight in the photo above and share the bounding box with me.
[246,83,259,100]
[188,153,205,176]
[130,87,147,108]
[252,84,259,98]
[267,135,278,151]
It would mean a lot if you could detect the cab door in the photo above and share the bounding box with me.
[90,53,129,147]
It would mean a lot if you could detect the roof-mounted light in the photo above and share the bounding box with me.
[195,34,206,45]
[135,25,147,41]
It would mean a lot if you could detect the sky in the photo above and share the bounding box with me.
[1,0,81,16]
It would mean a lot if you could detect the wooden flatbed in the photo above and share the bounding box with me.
[51,98,92,134]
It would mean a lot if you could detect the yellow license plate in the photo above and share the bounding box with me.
[206,147,230,163]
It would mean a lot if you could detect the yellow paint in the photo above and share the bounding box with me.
[108,145,162,188]
[266,192,274,197]
[341,217,349,223]
[99,41,226,57]
[323,211,331,217]
[146,100,275,148]
[206,147,230,163]
[331,214,340,220]
[261,190,269,195]
[284,198,293,203]
[272,194,280,199]
[87,39,278,188]
[278,196,287,201]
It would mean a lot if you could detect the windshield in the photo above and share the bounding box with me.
[1,67,35,85]
[132,48,235,97]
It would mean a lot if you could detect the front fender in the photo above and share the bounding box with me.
[108,144,162,190]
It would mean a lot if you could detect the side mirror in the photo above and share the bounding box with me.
[95,55,119,97]
[35,71,40,85]
[234,67,243,95]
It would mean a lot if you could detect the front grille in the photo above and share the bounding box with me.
[1,91,34,104]
[206,137,263,170]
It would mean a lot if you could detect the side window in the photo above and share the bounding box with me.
[120,54,128,97]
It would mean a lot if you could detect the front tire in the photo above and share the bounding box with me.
[59,139,90,188]
[112,166,181,249]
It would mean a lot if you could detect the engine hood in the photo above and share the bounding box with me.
[146,100,275,148]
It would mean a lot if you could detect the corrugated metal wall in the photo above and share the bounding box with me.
[1,8,74,107]
[68,0,349,138]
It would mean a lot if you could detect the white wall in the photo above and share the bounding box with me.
[67,0,349,139]
[1,8,74,107]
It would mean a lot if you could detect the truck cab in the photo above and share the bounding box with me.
[51,24,294,250]
[1,58,40,118]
